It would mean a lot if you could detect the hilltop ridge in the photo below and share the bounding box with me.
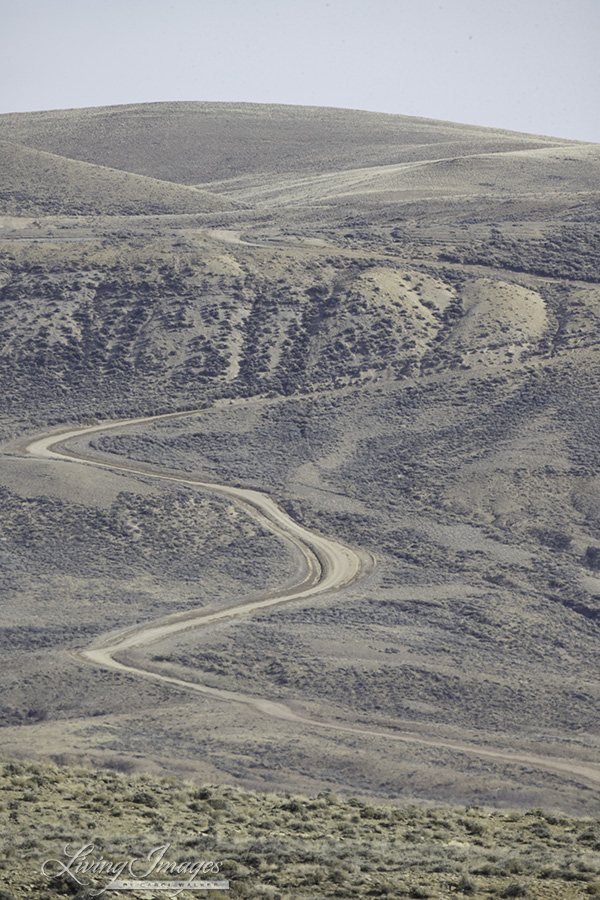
[0,100,577,186]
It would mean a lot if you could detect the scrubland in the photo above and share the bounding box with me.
[2,756,600,899]
[1,101,600,895]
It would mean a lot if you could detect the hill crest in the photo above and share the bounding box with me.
[0,100,576,187]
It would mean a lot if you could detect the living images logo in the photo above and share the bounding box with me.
[41,842,229,894]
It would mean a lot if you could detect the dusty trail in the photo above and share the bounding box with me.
[21,411,600,795]
[24,410,365,646]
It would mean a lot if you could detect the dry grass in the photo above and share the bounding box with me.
[0,141,232,217]
[0,101,566,186]
[2,756,600,899]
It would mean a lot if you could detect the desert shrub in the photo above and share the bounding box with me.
[585,546,600,569]
[456,873,477,893]
[130,790,158,807]
[534,529,572,551]
[502,884,528,898]
[193,787,212,800]
[578,828,599,844]
[281,799,303,813]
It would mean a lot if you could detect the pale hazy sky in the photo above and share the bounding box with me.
[2,0,599,141]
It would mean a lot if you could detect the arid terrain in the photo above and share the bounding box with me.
[3,755,600,900]
[1,101,600,897]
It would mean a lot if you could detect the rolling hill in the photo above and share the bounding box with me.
[0,100,566,184]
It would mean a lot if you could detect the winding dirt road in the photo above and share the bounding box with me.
[20,411,600,795]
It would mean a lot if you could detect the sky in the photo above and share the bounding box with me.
[1,0,599,142]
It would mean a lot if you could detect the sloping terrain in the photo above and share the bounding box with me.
[0,101,566,184]
[2,756,600,900]
[1,103,600,823]
[0,139,236,216]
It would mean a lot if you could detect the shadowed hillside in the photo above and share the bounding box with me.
[0,139,237,216]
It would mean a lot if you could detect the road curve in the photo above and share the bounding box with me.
[20,412,600,795]
[24,412,367,654]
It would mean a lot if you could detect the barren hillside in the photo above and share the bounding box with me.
[1,103,600,823]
